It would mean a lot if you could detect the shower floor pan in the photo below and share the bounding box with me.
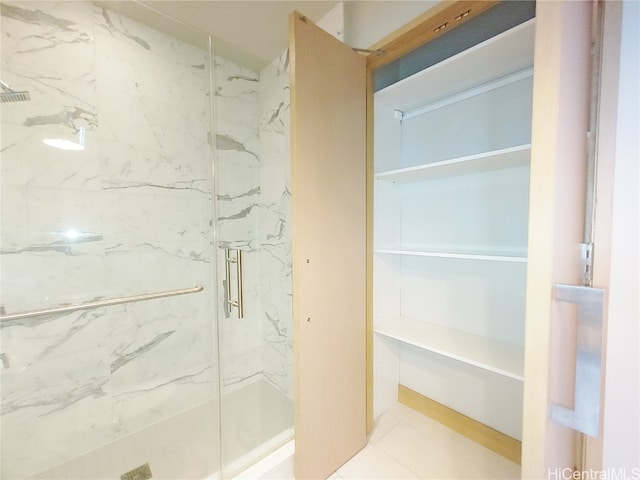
[28,375,292,480]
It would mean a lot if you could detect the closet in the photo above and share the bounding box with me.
[372,10,536,457]
[291,0,598,476]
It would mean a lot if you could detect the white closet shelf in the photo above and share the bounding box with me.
[375,316,524,381]
[375,19,535,112]
[374,248,527,263]
[375,144,531,183]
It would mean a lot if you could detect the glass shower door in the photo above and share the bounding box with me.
[212,50,294,477]
[0,2,220,479]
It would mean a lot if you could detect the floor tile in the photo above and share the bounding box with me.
[446,433,521,479]
[386,403,456,445]
[258,455,294,479]
[376,421,492,479]
[336,444,419,479]
[368,410,400,444]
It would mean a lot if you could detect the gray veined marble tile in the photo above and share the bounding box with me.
[218,205,257,222]
[103,178,212,197]
[6,129,102,191]
[24,106,97,131]
[24,186,103,243]
[215,59,260,155]
[1,2,96,77]
[96,87,208,154]
[96,8,150,51]
[102,191,211,243]
[104,241,212,297]
[217,240,259,252]
[216,134,260,162]
[216,159,259,193]
[0,306,109,368]
[0,185,29,245]
[217,186,261,202]
[109,308,215,394]
[101,140,213,194]
[0,240,105,311]
[94,10,209,104]
[0,6,297,480]
[0,4,219,479]
[214,57,259,96]
[253,54,293,400]
[264,312,288,339]
[0,73,98,131]
[111,330,175,373]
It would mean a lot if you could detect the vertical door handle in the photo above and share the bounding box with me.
[551,284,605,437]
[235,250,244,319]
[224,248,244,319]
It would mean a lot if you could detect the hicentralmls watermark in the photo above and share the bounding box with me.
[548,468,640,480]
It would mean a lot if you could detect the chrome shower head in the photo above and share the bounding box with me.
[1,80,31,103]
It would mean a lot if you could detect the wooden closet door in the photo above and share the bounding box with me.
[289,12,367,480]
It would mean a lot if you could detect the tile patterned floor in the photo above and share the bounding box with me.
[254,402,521,480]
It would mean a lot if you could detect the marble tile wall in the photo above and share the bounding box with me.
[213,56,264,388]
[258,54,293,398]
[1,2,296,477]
[213,52,293,475]
[0,2,218,478]
[214,52,293,400]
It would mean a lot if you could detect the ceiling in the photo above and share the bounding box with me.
[141,1,340,70]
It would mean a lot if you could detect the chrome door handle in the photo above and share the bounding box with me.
[551,284,605,437]
[224,248,244,319]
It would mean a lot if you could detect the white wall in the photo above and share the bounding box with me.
[345,0,439,49]
[602,0,640,473]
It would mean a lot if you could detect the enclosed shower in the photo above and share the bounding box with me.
[0,2,293,478]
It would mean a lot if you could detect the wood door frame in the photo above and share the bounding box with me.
[362,0,502,434]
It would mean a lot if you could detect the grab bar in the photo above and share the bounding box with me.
[224,248,244,318]
[0,285,204,322]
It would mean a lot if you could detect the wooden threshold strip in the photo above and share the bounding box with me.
[398,384,522,465]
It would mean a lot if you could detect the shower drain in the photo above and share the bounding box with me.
[121,463,152,480]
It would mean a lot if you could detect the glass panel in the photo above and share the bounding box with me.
[212,46,294,476]
[0,2,220,479]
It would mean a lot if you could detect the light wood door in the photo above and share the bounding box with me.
[290,12,367,480]
[522,0,598,476]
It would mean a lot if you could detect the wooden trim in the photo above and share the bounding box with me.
[366,0,500,70]
[398,384,522,465]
